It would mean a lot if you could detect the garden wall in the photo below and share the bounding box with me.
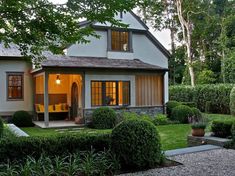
[169,84,233,114]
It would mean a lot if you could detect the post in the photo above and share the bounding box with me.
[44,72,49,127]
[82,72,86,123]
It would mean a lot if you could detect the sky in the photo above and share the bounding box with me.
[49,0,171,50]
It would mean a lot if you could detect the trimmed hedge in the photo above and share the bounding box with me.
[0,116,3,137]
[12,111,34,127]
[0,133,111,163]
[211,120,235,138]
[170,84,233,114]
[230,86,235,116]
[111,119,162,169]
[166,101,181,119]
[171,105,193,123]
[92,107,117,129]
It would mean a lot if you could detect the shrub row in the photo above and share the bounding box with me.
[0,133,111,163]
[169,84,233,114]
[211,120,235,138]
[0,116,3,137]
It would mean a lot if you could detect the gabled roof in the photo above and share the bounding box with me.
[0,43,22,57]
[78,11,171,58]
[41,55,168,72]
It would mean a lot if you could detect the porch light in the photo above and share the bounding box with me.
[56,75,61,84]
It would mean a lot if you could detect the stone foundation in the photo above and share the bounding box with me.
[187,133,232,147]
[84,106,164,122]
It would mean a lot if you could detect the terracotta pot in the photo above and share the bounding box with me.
[191,128,205,137]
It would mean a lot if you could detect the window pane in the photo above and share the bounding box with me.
[91,81,102,106]
[111,31,129,51]
[7,74,23,100]
[105,82,116,105]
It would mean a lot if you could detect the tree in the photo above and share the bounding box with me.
[0,0,138,64]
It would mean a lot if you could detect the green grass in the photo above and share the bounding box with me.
[20,113,234,151]
[157,124,191,150]
[21,127,111,137]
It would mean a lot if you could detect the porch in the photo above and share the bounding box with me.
[33,71,85,128]
[34,120,85,129]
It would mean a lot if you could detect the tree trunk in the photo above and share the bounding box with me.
[176,0,195,87]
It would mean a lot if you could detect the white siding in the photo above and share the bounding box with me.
[67,31,107,57]
[95,12,147,30]
[0,60,33,115]
[85,72,135,109]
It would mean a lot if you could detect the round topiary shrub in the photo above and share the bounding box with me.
[111,119,162,169]
[0,116,4,137]
[92,107,117,129]
[12,111,34,127]
[191,107,203,120]
[171,105,193,123]
[230,86,235,116]
[166,101,181,120]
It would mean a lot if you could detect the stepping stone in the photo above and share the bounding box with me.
[165,144,221,157]
[7,124,29,137]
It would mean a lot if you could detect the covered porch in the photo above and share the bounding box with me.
[32,70,85,128]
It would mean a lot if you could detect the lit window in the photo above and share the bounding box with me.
[111,31,129,51]
[7,73,23,100]
[91,81,130,106]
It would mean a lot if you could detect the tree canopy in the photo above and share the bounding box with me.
[0,0,138,64]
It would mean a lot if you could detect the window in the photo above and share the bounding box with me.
[111,31,129,51]
[7,73,24,100]
[91,81,130,106]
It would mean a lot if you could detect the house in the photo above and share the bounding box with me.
[0,12,170,127]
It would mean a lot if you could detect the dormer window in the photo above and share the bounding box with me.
[111,31,129,51]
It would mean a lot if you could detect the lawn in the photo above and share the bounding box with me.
[21,113,234,151]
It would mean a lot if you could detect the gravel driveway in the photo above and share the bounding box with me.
[119,149,235,176]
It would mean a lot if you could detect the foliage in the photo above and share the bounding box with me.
[180,102,196,108]
[92,107,117,129]
[12,111,34,127]
[111,119,162,169]
[166,100,182,119]
[0,133,111,163]
[0,0,138,65]
[170,84,233,114]
[153,114,169,126]
[171,105,193,123]
[191,108,203,120]
[0,150,119,176]
[230,85,235,116]
[211,120,235,138]
[0,117,3,138]
[231,123,235,141]
[197,69,216,84]
[224,50,235,83]
[191,122,207,129]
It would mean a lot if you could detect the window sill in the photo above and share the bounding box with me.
[107,50,133,53]
[7,99,24,101]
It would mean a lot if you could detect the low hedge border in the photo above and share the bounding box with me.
[0,133,111,163]
[211,120,235,138]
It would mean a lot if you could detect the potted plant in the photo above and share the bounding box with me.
[191,122,207,137]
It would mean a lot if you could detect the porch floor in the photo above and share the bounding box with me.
[33,121,85,129]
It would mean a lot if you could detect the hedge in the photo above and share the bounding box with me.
[169,84,234,114]
[211,120,235,138]
[0,133,111,163]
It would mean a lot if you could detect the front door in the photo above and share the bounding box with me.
[71,82,78,119]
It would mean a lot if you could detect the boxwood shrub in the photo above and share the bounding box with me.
[0,133,111,163]
[191,107,203,119]
[166,101,181,119]
[111,119,162,169]
[92,107,117,129]
[211,120,235,138]
[12,111,34,127]
[169,84,233,114]
[171,105,193,123]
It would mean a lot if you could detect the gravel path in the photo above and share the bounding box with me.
[119,149,235,176]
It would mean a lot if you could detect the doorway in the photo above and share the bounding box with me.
[71,82,78,119]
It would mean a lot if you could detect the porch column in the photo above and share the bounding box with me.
[82,72,86,123]
[44,72,49,127]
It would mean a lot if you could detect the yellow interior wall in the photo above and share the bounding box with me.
[35,74,82,106]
